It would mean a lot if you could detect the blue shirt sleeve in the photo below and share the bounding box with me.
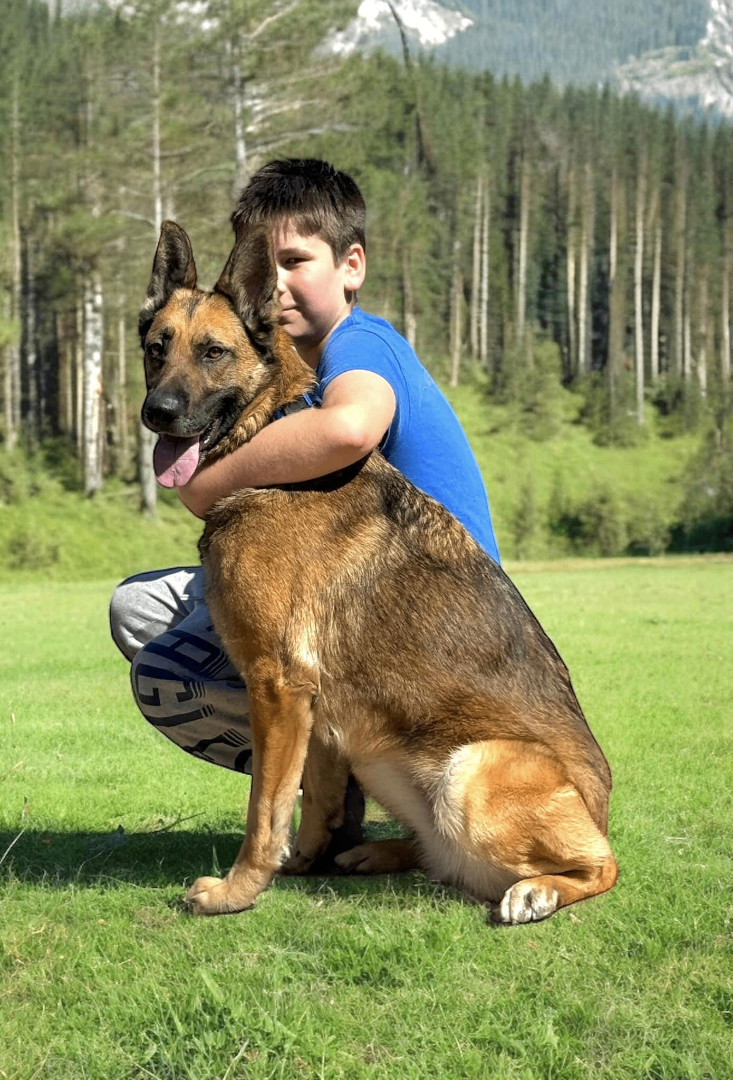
[317,314,500,562]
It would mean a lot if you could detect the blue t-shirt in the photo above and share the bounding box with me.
[317,308,500,563]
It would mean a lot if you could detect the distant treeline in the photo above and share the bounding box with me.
[0,0,731,550]
[442,0,707,84]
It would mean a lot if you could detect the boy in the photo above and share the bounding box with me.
[111,159,499,840]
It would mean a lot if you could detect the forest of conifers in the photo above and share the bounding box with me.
[1,0,732,550]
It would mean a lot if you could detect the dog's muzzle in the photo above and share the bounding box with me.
[142,388,191,434]
[142,386,246,490]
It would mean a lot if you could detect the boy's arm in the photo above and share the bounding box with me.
[177,369,396,519]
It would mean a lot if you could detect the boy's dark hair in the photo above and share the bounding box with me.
[231,159,366,261]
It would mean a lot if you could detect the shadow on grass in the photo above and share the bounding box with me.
[0,824,450,906]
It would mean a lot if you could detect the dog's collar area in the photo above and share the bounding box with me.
[272,390,321,421]
[279,454,370,493]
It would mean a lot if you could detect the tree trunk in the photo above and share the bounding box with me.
[152,28,163,234]
[470,173,482,361]
[683,290,692,381]
[108,287,132,479]
[634,155,646,424]
[479,176,490,368]
[566,167,577,378]
[118,301,130,475]
[57,311,73,436]
[607,169,624,421]
[83,271,104,496]
[24,232,39,444]
[697,274,709,398]
[75,300,84,452]
[230,39,248,194]
[402,251,417,349]
[651,215,662,381]
[3,292,20,452]
[578,163,594,374]
[516,154,530,345]
[139,25,163,517]
[5,79,22,451]
[722,239,731,384]
[449,230,463,388]
[674,156,688,377]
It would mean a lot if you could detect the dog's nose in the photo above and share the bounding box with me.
[142,389,188,431]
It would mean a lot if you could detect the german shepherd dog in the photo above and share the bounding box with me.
[140,221,618,923]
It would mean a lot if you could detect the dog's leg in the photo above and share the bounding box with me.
[186,659,315,915]
[281,736,353,874]
[444,739,618,923]
[334,838,420,874]
[491,793,618,925]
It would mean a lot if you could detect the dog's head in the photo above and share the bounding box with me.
[139,221,282,488]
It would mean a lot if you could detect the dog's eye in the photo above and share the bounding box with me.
[206,346,224,360]
[148,342,163,359]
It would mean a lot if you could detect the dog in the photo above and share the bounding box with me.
[139,220,618,923]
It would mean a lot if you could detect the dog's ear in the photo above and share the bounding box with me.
[214,228,278,355]
[139,221,198,345]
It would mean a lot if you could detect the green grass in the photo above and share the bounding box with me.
[1,563,731,1079]
[0,477,201,584]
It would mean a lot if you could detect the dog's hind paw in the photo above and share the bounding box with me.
[334,839,419,874]
[494,880,559,925]
[280,850,317,875]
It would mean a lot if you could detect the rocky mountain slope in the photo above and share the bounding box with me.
[322,0,732,118]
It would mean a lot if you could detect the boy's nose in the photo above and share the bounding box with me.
[276,267,287,296]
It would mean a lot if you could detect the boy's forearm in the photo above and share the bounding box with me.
[177,406,375,519]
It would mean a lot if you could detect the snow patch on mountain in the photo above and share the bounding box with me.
[323,0,472,58]
[615,47,733,119]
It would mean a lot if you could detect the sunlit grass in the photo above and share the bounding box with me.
[1,563,731,1078]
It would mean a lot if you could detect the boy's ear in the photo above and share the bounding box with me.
[139,221,197,345]
[214,228,278,355]
[343,242,366,296]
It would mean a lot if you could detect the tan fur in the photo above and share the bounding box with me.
[141,223,618,923]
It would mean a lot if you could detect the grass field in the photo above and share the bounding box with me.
[1,562,732,1079]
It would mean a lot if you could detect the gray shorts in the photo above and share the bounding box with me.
[110,566,252,773]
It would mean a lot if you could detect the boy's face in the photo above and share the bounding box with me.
[272,222,365,364]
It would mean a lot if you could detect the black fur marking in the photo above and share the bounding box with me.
[139,221,197,347]
[280,456,370,494]
[185,293,204,319]
[377,471,424,531]
[214,227,278,358]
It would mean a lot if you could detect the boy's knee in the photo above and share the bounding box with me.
[110,566,200,661]
[110,576,145,661]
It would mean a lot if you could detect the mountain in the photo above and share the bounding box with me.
[322,0,730,118]
[614,44,733,121]
[321,0,472,56]
[52,0,731,118]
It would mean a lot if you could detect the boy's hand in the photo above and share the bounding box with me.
[177,370,396,519]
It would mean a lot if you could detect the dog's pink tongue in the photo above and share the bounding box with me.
[153,435,201,488]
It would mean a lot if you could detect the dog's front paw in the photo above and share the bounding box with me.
[185,875,254,916]
[494,880,559,925]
